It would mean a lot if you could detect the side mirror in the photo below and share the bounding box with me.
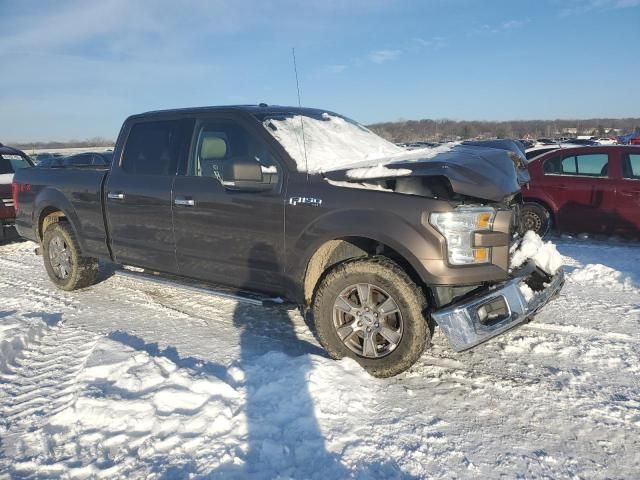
[222,156,270,192]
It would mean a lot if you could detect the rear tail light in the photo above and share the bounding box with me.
[11,182,19,212]
[11,182,31,213]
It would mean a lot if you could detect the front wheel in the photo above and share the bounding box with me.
[42,222,98,291]
[312,257,430,378]
[521,202,552,237]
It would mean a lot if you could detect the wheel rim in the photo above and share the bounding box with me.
[48,235,71,280]
[332,283,403,359]
[523,210,543,234]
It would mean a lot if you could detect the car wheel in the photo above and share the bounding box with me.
[521,202,552,236]
[42,222,98,291]
[312,257,430,377]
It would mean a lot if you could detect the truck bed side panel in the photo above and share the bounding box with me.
[14,167,111,259]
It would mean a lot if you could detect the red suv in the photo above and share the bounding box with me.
[1,143,34,241]
[522,146,640,235]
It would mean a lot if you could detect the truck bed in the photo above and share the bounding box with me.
[13,166,112,259]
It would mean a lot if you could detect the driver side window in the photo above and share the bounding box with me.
[191,120,281,191]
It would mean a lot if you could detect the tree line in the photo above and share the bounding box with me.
[367,118,640,143]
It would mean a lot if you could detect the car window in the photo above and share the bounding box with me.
[543,154,608,176]
[64,153,93,166]
[190,120,280,191]
[0,154,31,174]
[122,120,185,176]
[623,153,640,179]
[526,147,556,160]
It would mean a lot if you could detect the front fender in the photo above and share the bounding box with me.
[288,208,442,295]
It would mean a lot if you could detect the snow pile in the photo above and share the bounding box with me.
[346,165,412,179]
[570,264,637,291]
[263,113,456,173]
[510,231,564,275]
[4,329,378,478]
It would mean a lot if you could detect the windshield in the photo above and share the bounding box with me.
[0,154,32,175]
[257,112,402,172]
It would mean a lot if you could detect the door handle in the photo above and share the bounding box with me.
[174,196,195,206]
[557,185,569,190]
[619,190,640,197]
[107,192,125,200]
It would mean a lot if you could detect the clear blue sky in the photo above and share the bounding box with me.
[1,0,639,142]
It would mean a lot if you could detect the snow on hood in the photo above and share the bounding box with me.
[263,114,402,172]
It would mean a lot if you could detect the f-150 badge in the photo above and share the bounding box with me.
[289,196,323,207]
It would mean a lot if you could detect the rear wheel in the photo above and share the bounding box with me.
[312,257,430,378]
[522,202,552,236]
[42,222,98,290]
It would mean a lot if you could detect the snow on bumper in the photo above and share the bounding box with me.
[431,265,565,351]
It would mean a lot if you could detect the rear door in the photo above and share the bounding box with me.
[541,151,616,232]
[172,114,286,294]
[105,118,193,272]
[617,151,640,230]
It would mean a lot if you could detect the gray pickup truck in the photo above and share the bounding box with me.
[13,105,564,377]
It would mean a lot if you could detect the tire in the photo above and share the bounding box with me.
[42,222,98,291]
[312,257,430,378]
[521,202,552,236]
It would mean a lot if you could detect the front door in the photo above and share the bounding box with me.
[105,118,193,272]
[172,116,286,294]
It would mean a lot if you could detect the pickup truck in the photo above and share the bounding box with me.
[1,143,33,241]
[13,105,564,377]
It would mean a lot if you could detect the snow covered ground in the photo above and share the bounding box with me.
[1,238,639,479]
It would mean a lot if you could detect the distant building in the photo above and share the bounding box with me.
[562,127,578,135]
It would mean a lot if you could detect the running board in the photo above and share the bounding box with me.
[114,269,291,308]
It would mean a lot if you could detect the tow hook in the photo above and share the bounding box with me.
[34,246,42,256]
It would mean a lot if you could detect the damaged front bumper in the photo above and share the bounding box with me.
[431,265,565,352]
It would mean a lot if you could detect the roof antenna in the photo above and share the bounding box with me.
[292,47,310,180]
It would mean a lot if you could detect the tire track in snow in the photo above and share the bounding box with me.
[0,320,100,432]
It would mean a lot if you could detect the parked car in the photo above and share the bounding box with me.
[58,152,113,167]
[521,145,640,235]
[36,151,113,168]
[13,105,564,377]
[563,138,600,146]
[33,152,66,166]
[0,143,34,241]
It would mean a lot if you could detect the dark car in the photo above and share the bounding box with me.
[0,143,34,241]
[38,151,113,168]
[13,105,564,377]
[521,145,640,235]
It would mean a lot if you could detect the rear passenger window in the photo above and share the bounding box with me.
[623,154,640,179]
[122,120,192,176]
[543,154,609,177]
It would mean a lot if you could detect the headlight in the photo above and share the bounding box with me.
[430,206,495,265]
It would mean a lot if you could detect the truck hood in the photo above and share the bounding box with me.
[323,140,529,202]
